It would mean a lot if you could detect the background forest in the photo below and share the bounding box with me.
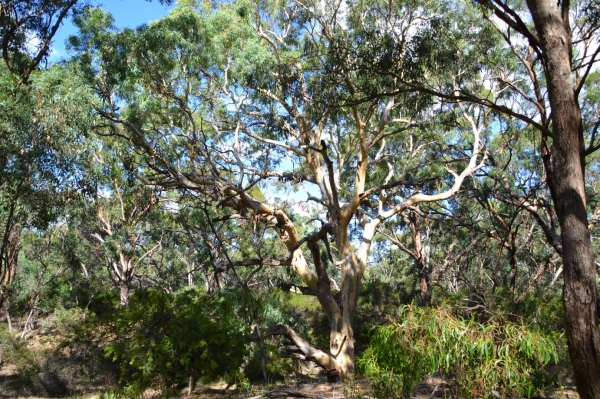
[1,0,599,397]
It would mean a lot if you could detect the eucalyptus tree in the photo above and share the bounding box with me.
[349,0,600,394]
[11,224,91,337]
[418,116,564,312]
[0,63,94,321]
[350,0,600,397]
[0,0,100,324]
[76,136,169,307]
[469,117,565,305]
[70,0,490,378]
[379,181,562,316]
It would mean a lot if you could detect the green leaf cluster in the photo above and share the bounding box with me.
[359,305,565,398]
[102,287,249,392]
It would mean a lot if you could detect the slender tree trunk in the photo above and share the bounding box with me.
[408,212,431,306]
[254,322,268,382]
[119,280,130,308]
[526,1,600,397]
[118,254,132,308]
[20,293,39,339]
[0,228,20,319]
[0,295,10,323]
[187,260,194,287]
[335,234,364,379]
[187,374,195,397]
[6,309,12,332]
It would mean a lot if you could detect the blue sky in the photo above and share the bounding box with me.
[50,0,174,62]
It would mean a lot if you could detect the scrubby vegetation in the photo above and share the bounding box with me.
[1,281,572,398]
[1,0,598,397]
[360,305,567,398]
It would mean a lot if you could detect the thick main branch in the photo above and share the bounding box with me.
[265,324,336,373]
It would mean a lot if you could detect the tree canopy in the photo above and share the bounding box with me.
[1,0,600,397]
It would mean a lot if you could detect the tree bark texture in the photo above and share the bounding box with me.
[526,0,600,397]
[0,228,20,320]
[118,254,133,308]
[119,280,130,308]
[408,212,431,307]
[265,323,343,382]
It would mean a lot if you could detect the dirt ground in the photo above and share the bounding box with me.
[175,378,578,399]
[1,363,580,399]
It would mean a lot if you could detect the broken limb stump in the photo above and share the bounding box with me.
[265,324,340,382]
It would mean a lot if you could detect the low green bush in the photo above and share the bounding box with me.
[0,325,74,397]
[358,305,565,398]
[0,325,39,381]
[104,287,248,393]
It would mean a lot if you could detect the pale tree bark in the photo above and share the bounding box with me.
[405,211,431,306]
[410,212,431,307]
[117,254,134,308]
[92,217,135,308]
[525,0,600,397]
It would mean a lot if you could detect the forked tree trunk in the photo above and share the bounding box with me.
[266,234,363,381]
[262,120,484,379]
[526,1,600,397]
[265,317,357,382]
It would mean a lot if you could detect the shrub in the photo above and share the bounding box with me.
[104,287,248,392]
[0,324,78,397]
[358,305,565,398]
[0,325,39,382]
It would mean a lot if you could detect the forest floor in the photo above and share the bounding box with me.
[0,364,581,399]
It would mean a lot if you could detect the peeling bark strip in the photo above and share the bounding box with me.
[525,0,600,397]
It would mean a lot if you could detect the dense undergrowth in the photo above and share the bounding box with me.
[1,282,569,398]
[0,285,567,398]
